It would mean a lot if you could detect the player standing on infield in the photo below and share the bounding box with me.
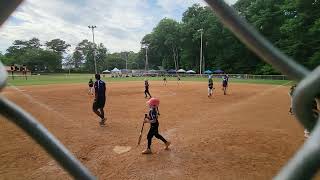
[92,74,106,126]
[208,75,214,97]
[222,74,229,95]
[144,79,152,98]
[88,78,94,95]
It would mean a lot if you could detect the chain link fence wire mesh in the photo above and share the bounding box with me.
[0,1,95,179]
[0,0,319,179]
[204,0,319,179]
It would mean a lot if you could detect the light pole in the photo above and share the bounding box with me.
[142,45,149,71]
[204,41,208,72]
[121,52,129,70]
[125,52,128,70]
[198,29,204,75]
[88,25,97,74]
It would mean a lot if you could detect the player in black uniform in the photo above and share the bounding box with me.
[142,98,170,154]
[208,75,214,97]
[88,78,94,95]
[222,74,229,95]
[144,79,152,98]
[163,76,167,86]
[10,64,15,80]
[92,74,106,126]
[177,76,181,85]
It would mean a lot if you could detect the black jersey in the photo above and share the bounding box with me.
[148,108,158,124]
[94,80,106,100]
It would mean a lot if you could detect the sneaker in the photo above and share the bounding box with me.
[165,141,171,150]
[142,149,152,154]
[304,129,310,138]
[99,118,106,126]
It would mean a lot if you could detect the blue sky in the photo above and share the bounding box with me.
[0,0,237,53]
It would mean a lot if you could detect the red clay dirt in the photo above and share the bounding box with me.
[0,81,306,179]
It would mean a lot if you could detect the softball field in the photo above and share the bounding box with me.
[0,81,304,179]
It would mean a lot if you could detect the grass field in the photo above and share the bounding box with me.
[5,73,293,86]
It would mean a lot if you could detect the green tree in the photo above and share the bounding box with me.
[96,43,108,72]
[75,40,108,73]
[45,39,71,54]
[75,39,95,73]
[106,53,125,69]
[140,18,182,70]
[279,0,320,69]
[4,38,64,72]
[72,50,83,69]
[20,48,61,72]
[5,37,41,59]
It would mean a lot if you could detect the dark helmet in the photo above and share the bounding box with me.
[95,74,101,80]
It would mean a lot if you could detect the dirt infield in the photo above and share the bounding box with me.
[0,81,305,179]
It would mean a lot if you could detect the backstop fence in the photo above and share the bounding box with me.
[0,0,319,179]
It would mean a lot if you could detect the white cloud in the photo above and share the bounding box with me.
[0,0,153,53]
[156,0,206,13]
[156,0,237,13]
[0,0,238,54]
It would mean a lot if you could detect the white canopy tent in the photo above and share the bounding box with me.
[102,69,110,73]
[177,69,186,73]
[186,70,196,74]
[111,68,121,73]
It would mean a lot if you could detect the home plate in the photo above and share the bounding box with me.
[113,146,131,154]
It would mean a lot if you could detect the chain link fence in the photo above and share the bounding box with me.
[204,0,319,179]
[0,0,319,179]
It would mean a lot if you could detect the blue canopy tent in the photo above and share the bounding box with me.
[204,70,213,74]
[213,69,224,74]
[167,69,176,74]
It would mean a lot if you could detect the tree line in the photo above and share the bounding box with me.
[1,0,319,74]
[0,37,144,73]
[139,0,320,74]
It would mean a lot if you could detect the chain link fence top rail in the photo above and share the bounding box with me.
[0,0,319,179]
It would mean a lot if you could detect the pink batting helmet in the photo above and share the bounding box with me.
[147,98,160,107]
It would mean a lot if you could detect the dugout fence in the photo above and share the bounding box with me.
[0,0,319,179]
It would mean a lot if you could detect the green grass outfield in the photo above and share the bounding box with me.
[5,73,293,86]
